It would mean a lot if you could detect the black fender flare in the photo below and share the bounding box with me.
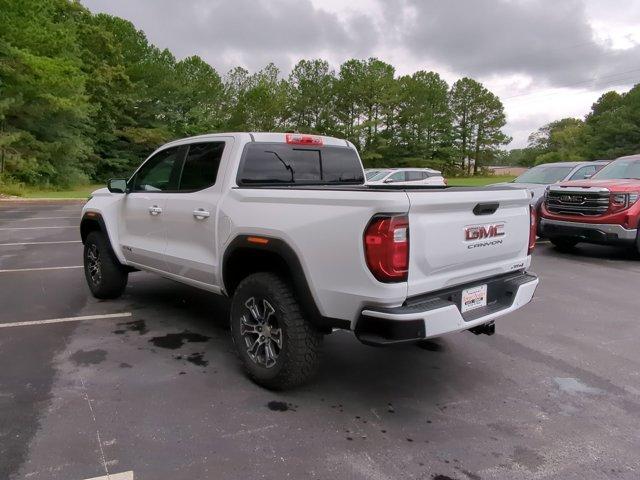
[222,235,350,332]
[80,211,109,244]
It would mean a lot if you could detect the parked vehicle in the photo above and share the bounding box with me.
[365,168,386,181]
[367,167,447,186]
[491,161,610,209]
[540,154,640,251]
[80,132,538,389]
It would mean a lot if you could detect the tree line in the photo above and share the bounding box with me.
[506,83,640,167]
[0,0,510,188]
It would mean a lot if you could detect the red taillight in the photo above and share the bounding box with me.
[528,205,537,255]
[364,215,409,282]
[285,133,323,146]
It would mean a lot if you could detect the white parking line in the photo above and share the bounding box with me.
[0,265,82,273]
[0,216,78,220]
[0,312,132,329]
[83,472,134,480]
[0,240,81,246]
[0,209,82,214]
[0,226,76,230]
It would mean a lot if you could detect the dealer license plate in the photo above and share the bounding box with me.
[461,284,487,313]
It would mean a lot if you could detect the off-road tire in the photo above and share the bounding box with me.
[83,231,128,299]
[230,272,323,390]
[550,237,579,251]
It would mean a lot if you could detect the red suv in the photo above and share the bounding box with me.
[539,154,640,252]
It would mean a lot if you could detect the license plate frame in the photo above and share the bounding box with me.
[461,284,488,313]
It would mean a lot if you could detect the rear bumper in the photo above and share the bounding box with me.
[355,272,538,346]
[540,218,637,244]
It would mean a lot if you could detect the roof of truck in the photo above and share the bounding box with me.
[162,132,353,149]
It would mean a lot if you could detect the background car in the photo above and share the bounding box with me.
[365,168,387,181]
[366,168,446,186]
[491,160,610,208]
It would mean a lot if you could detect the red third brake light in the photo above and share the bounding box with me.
[285,133,323,146]
[528,205,537,255]
[364,215,409,282]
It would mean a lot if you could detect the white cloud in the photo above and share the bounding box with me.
[81,0,640,149]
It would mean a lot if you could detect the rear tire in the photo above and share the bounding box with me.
[230,272,323,390]
[83,231,128,299]
[550,237,579,251]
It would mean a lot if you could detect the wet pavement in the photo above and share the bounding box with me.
[1,200,639,480]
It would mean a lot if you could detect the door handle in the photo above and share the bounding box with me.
[148,205,163,215]
[193,208,210,220]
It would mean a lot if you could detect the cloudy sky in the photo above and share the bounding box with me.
[82,0,640,148]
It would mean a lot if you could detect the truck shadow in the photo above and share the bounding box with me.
[543,242,639,262]
[115,272,485,406]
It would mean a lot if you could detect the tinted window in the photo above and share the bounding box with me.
[388,171,406,182]
[406,171,424,181]
[179,142,224,191]
[593,158,640,180]
[514,165,574,184]
[369,170,391,181]
[569,165,596,180]
[132,147,183,192]
[239,143,364,185]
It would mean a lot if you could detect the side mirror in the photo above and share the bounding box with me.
[384,178,394,183]
[584,173,593,179]
[107,178,128,194]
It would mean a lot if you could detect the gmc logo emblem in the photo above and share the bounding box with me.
[560,194,584,203]
[465,224,505,241]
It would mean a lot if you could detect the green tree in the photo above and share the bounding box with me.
[244,63,288,132]
[0,0,92,186]
[449,78,481,172]
[286,59,335,134]
[450,78,509,174]
[394,71,452,167]
[585,86,640,159]
[333,58,395,159]
[471,88,510,174]
[528,118,586,165]
[172,56,224,136]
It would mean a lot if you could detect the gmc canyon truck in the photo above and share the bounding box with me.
[540,154,640,252]
[80,132,539,389]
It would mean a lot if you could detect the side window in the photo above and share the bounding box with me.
[388,171,406,182]
[179,142,225,191]
[570,165,596,180]
[131,147,184,192]
[406,171,423,181]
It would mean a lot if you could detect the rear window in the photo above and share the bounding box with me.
[238,143,364,185]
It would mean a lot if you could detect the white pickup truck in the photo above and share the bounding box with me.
[81,132,538,389]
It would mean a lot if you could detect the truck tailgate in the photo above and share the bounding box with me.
[406,188,532,297]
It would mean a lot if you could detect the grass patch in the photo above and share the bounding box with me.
[20,184,103,199]
[447,175,515,186]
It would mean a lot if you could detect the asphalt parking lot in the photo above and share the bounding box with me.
[1,200,639,480]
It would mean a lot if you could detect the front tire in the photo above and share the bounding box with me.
[230,272,323,390]
[550,237,579,251]
[83,231,128,299]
